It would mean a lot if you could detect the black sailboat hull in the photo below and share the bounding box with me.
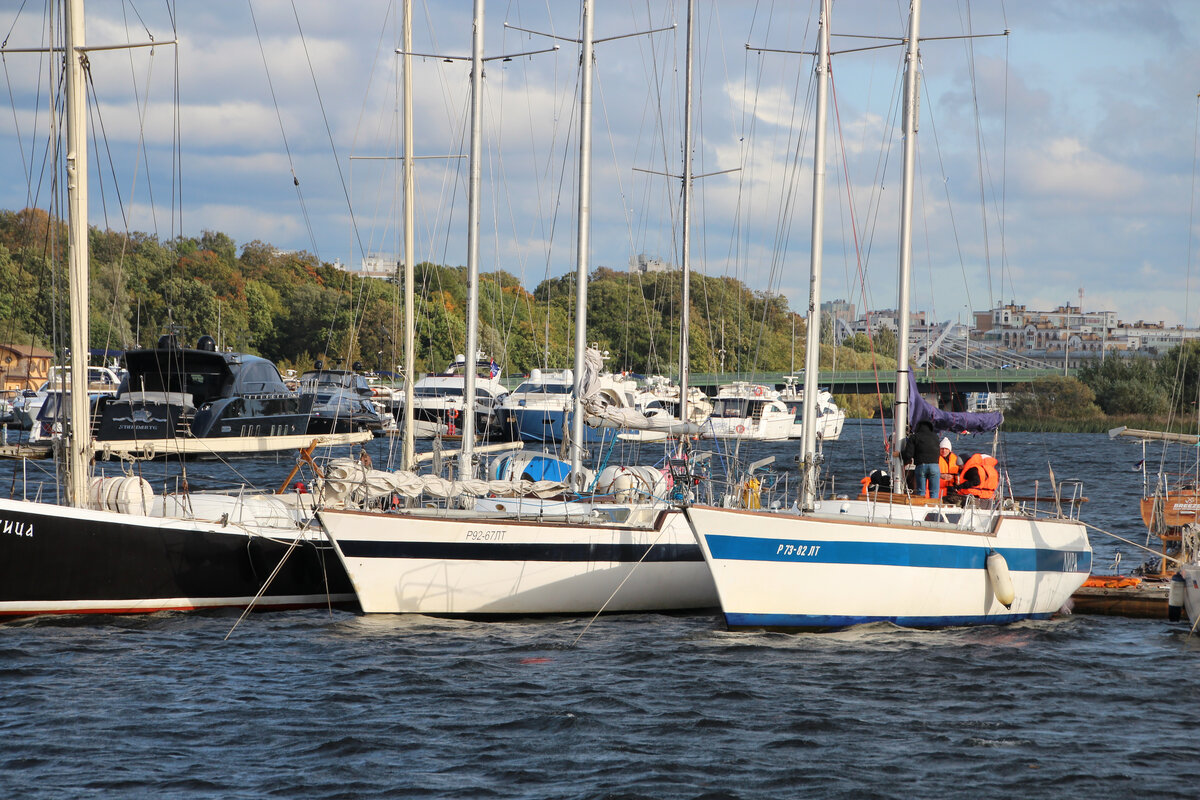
[0,498,356,617]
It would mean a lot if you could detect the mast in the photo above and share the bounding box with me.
[65,0,91,507]
[678,0,695,427]
[401,0,416,471]
[799,0,831,511]
[891,0,921,478]
[569,0,595,480]
[460,0,485,478]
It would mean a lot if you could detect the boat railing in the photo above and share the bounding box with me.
[1015,478,1086,521]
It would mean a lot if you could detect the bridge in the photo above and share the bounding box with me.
[502,367,1069,395]
[688,368,1069,395]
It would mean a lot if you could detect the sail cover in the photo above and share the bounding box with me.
[578,347,700,435]
[906,371,1003,434]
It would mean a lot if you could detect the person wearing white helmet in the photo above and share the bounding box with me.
[937,437,960,498]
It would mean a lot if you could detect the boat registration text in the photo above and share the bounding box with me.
[466,529,505,541]
[776,542,821,558]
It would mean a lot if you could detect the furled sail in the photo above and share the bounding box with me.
[578,347,701,435]
[315,459,566,507]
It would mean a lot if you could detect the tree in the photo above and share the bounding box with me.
[1158,341,1200,414]
[1006,375,1103,420]
[1078,356,1170,416]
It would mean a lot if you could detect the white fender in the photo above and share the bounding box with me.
[986,550,1015,609]
[1168,572,1186,622]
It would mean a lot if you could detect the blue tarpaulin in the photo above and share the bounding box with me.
[519,455,573,483]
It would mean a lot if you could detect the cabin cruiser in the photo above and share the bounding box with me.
[398,353,508,439]
[779,375,845,441]
[298,362,388,435]
[499,368,654,444]
[638,374,712,426]
[497,368,574,443]
[93,334,312,441]
[20,365,123,441]
[700,382,794,441]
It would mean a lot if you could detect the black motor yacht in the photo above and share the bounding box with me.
[94,334,312,441]
[298,361,387,435]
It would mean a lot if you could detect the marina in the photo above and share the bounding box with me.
[2,0,1200,796]
[3,429,1199,798]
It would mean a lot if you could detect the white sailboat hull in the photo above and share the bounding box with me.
[1180,563,1200,623]
[318,507,717,615]
[685,501,1091,630]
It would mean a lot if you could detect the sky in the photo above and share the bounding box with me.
[2,1,1200,329]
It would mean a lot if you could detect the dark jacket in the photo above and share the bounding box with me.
[901,420,940,465]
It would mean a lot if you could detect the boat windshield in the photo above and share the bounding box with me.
[513,382,571,394]
[712,398,749,417]
[133,366,226,403]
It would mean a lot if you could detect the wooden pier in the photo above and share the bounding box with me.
[1070,576,1169,619]
[0,443,53,460]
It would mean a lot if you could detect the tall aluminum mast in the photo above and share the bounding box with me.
[799,0,832,510]
[401,0,416,471]
[65,0,92,507]
[569,0,596,481]
[891,0,922,478]
[459,0,486,478]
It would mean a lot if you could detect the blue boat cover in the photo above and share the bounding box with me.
[906,371,1003,434]
[520,455,573,483]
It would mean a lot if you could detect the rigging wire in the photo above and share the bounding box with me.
[244,0,319,258]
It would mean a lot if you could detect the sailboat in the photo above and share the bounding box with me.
[1108,426,1200,621]
[318,0,717,615]
[0,0,356,617]
[683,0,1091,630]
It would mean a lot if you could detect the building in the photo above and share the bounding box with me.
[358,253,400,279]
[0,343,53,392]
[820,299,856,325]
[974,301,1200,366]
[629,254,674,274]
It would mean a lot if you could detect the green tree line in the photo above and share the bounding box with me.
[0,209,896,415]
[1004,344,1200,430]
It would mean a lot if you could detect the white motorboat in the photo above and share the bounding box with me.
[701,382,794,441]
[21,364,122,442]
[401,353,509,440]
[779,376,845,441]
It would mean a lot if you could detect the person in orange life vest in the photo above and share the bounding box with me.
[937,437,960,498]
[945,453,999,505]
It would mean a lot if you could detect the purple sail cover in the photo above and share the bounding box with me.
[906,371,1003,434]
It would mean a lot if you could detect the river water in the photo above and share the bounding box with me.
[2,426,1198,799]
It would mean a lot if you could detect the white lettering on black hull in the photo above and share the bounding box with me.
[1,518,33,537]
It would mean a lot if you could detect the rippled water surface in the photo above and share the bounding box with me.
[3,428,1199,798]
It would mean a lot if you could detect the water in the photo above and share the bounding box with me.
[3,428,1199,799]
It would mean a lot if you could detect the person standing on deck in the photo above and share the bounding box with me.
[902,419,941,498]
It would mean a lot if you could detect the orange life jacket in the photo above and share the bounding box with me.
[957,454,999,499]
[937,452,960,497]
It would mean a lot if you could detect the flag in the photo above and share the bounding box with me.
[1133,459,1145,471]
[489,360,501,378]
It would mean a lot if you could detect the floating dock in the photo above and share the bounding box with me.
[0,443,53,460]
[1070,575,1169,619]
